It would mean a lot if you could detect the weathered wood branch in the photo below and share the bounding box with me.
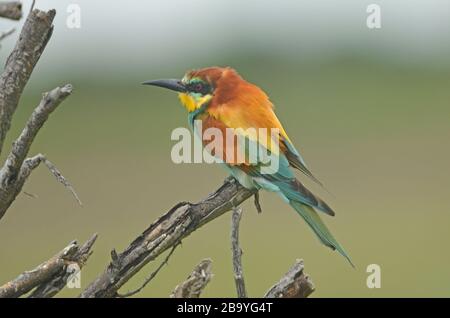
[170,259,212,298]
[28,234,97,298]
[231,207,247,298]
[0,8,55,154]
[0,1,22,20]
[18,153,81,204]
[80,178,255,298]
[117,244,179,297]
[0,234,97,298]
[0,5,78,221]
[264,259,315,298]
[2,84,73,180]
[0,85,77,220]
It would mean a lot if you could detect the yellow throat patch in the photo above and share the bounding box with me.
[178,93,212,113]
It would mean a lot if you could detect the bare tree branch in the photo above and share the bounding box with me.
[170,259,212,298]
[18,153,82,205]
[117,244,179,298]
[0,27,15,44]
[0,85,77,220]
[29,0,35,14]
[264,259,315,298]
[0,8,55,154]
[0,1,22,20]
[0,2,87,299]
[28,234,98,298]
[2,84,73,180]
[0,234,97,298]
[0,244,76,298]
[231,207,247,298]
[80,178,255,298]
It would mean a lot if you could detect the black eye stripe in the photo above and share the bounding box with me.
[187,81,211,95]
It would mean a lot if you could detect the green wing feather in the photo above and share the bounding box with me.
[290,200,354,267]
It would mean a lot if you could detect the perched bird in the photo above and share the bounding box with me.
[143,67,352,266]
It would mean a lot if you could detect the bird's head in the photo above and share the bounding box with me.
[143,67,243,113]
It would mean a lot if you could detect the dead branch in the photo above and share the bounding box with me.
[18,153,82,205]
[0,2,88,299]
[117,244,179,298]
[80,178,255,298]
[0,8,55,154]
[0,1,22,20]
[170,259,212,298]
[0,244,75,298]
[0,234,97,298]
[0,85,76,220]
[231,207,247,298]
[2,85,73,180]
[0,27,15,44]
[264,259,315,298]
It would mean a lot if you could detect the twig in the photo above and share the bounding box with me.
[0,1,22,20]
[18,154,82,205]
[29,0,35,14]
[0,27,15,43]
[29,234,98,298]
[0,234,97,298]
[264,259,315,298]
[170,259,212,298]
[23,191,38,198]
[231,207,247,298]
[0,244,77,298]
[0,85,77,220]
[79,178,255,298]
[117,244,178,298]
[2,84,73,182]
[0,8,56,155]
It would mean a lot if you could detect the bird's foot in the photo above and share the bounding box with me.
[224,175,236,184]
[254,192,262,214]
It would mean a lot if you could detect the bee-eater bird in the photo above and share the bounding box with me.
[143,66,352,266]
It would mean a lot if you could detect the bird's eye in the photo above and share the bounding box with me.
[187,80,210,95]
[195,83,203,92]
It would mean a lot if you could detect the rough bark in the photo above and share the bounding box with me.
[0,234,97,298]
[231,207,247,298]
[0,8,55,155]
[170,259,212,298]
[0,1,22,20]
[0,85,77,220]
[264,259,315,298]
[117,245,178,297]
[80,178,255,298]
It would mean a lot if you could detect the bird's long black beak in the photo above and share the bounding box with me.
[142,79,186,93]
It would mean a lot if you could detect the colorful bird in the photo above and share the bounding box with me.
[143,66,352,266]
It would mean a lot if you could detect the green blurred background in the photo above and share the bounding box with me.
[0,0,449,297]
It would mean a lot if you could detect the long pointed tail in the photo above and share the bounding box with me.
[290,200,354,267]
